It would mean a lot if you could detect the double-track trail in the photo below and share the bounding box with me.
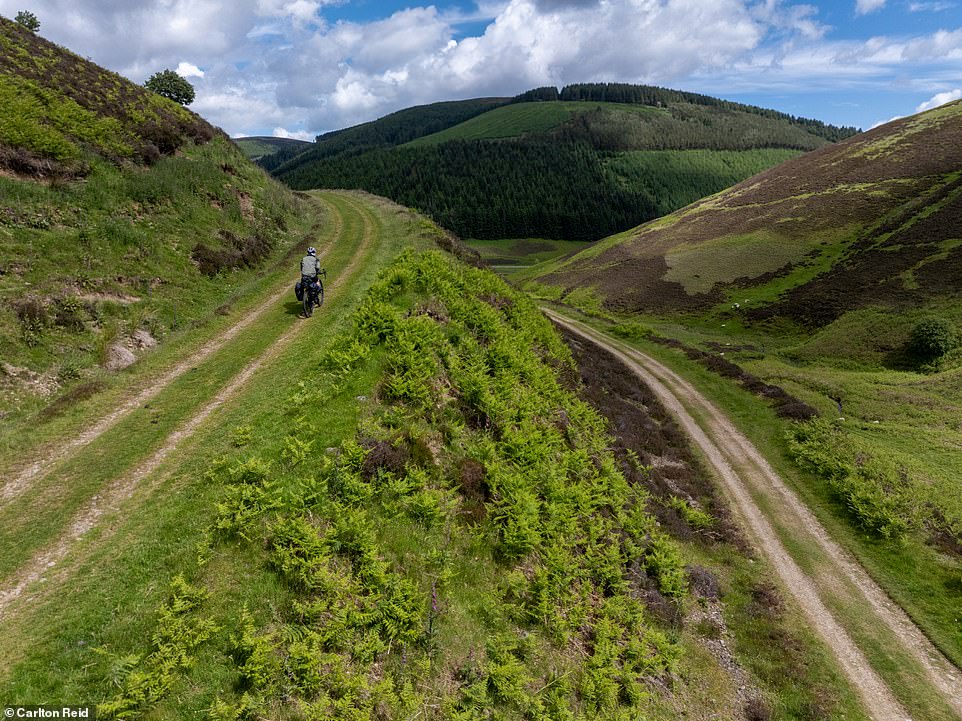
[0,192,378,619]
[547,309,962,721]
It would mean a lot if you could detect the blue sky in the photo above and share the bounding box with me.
[1,0,960,137]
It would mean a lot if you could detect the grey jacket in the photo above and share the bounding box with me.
[301,255,320,277]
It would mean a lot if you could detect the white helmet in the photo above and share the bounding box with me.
[307,247,316,256]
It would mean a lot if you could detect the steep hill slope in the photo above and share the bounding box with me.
[0,15,318,420]
[273,84,857,241]
[528,99,962,323]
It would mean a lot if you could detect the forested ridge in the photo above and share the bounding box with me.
[547,82,859,142]
[272,83,858,240]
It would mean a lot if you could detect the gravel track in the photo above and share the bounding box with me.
[547,309,962,721]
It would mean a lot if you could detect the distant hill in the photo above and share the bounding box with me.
[524,98,962,328]
[0,15,316,416]
[258,97,506,173]
[234,135,312,161]
[273,83,858,241]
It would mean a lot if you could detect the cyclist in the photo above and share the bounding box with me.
[301,246,321,279]
[298,247,325,316]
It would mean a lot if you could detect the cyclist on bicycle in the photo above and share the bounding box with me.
[298,246,325,317]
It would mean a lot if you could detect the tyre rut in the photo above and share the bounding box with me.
[0,192,376,618]
[0,196,344,508]
[546,309,962,721]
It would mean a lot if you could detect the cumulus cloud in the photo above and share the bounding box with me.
[176,61,205,78]
[916,88,962,111]
[272,127,314,140]
[855,0,886,14]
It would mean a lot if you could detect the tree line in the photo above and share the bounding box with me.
[511,82,859,142]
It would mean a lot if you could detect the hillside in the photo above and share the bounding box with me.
[257,97,507,173]
[235,135,312,161]
[0,15,319,421]
[273,84,857,241]
[526,99,962,324]
[0,194,874,719]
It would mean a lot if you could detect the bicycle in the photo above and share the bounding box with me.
[300,270,326,317]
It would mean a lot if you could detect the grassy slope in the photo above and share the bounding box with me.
[0,16,317,424]
[234,136,312,160]
[464,238,590,269]
[405,101,662,145]
[521,102,962,676]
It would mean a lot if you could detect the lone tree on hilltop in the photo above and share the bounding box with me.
[144,69,196,106]
[15,10,40,32]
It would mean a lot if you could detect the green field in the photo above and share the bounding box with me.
[407,101,664,146]
[234,135,311,160]
[464,237,591,268]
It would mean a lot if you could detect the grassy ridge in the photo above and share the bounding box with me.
[3,247,685,719]
[406,101,659,146]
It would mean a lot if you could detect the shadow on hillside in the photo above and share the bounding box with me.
[882,344,920,371]
[284,301,304,317]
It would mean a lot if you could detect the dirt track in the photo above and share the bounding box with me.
[0,193,375,618]
[546,309,962,721]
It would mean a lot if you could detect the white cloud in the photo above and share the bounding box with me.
[272,127,314,140]
[908,1,954,10]
[870,115,903,128]
[855,0,886,15]
[902,28,962,60]
[916,88,962,112]
[176,61,205,78]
